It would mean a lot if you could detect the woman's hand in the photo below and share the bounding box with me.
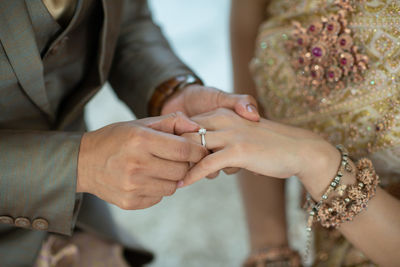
[181,109,341,199]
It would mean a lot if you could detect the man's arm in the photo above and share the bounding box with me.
[109,0,260,122]
[0,131,82,235]
[109,0,193,119]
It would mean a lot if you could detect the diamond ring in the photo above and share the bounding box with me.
[198,128,207,147]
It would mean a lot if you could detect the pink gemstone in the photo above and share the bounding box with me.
[297,38,303,45]
[327,24,334,31]
[312,47,323,57]
[309,25,315,32]
[340,58,347,65]
[328,71,335,78]
[298,57,304,64]
[340,39,347,46]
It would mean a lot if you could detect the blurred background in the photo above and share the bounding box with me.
[84,0,251,266]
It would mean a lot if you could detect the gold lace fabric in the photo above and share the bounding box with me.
[251,0,400,159]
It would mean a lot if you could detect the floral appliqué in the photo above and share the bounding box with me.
[285,0,369,105]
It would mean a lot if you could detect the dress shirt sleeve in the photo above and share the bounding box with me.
[108,0,195,119]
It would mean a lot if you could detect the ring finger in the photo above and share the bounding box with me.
[181,130,226,150]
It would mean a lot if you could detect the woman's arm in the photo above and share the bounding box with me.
[230,0,288,252]
[182,109,400,266]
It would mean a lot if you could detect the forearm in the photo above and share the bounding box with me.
[299,145,400,266]
[109,0,194,118]
[231,0,268,97]
[339,188,400,266]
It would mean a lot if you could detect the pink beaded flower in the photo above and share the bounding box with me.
[285,0,368,103]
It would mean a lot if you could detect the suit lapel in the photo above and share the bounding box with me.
[0,0,54,119]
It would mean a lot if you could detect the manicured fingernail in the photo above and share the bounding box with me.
[246,104,256,113]
[177,180,184,188]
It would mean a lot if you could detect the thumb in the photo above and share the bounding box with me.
[144,112,200,135]
[217,92,260,122]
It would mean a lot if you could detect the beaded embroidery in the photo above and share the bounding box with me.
[251,0,400,158]
[285,0,369,106]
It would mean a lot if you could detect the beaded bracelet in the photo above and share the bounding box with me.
[305,145,351,232]
[317,158,380,228]
[302,145,380,261]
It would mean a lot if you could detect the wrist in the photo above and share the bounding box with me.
[149,74,203,116]
[77,132,90,193]
[161,88,185,116]
[297,141,341,200]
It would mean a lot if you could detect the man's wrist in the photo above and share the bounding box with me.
[148,74,203,117]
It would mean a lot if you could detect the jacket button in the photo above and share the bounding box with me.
[0,216,14,225]
[32,218,49,231]
[15,217,31,228]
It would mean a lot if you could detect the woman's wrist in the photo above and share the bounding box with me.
[297,140,342,200]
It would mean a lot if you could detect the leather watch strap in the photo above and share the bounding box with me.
[148,75,203,116]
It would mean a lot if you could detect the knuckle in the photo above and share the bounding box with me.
[180,163,190,176]
[176,143,191,159]
[243,94,255,103]
[121,175,140,192]
[127,127,146,146]
[127,158,144,175]
[174,111,185,118]
[119,199,135,210]
[215,90,226,106]
[197,159,209,172]
[164,184,177,196]
[168,112,179,120]
[151,197,163,206]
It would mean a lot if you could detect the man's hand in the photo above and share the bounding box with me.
[161,84,260,122]
[76,112,208,210]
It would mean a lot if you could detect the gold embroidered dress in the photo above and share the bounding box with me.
[251,0,400,266]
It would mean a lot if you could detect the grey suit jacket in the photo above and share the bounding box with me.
[0,0,194,266]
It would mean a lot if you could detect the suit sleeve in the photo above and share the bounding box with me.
[109,0,195,119]
[0,130,82,236]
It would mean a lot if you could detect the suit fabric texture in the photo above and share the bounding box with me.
[0,0,194,266]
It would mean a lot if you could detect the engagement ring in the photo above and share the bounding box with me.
[198,128,207,147]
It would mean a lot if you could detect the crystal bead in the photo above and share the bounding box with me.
[322,195,328,200]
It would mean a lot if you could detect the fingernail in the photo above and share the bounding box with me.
[177,180,184,188]
[246,104,256,113]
